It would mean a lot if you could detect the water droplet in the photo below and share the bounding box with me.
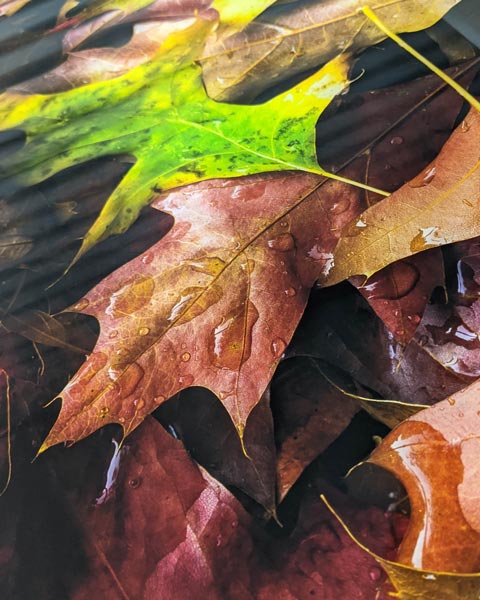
[98,407,109,419]
[267,233,295,252]
[247,259,255,273]
[109,330,118,339]
[355,218,367,228]
[284,287,297,297]
[134,398,145,410]
[410,226,447,253]
[189,256,226,277]
[463,199,473,208]
[448,397,456,406]
[106,275,155,318]
[74,298,89,311]
[280,221,288,228]
[78,352,108,387]
[178,374,194,386]
[461,119,470,133]
[307,246,335,276]
[154,395,166,404]
[426,315,480,349]
[365,262,420,301]
[369,567,383,581]
[216,535,223,546]
[330,197,351,215]
[209,302,259,370]
[119,363,144,396]
[181,352,191,362]
[271,338,287,358]
[390,136,404,145]
[138,326,150,336]
[169,284,223,326]
[141,253,154,264]
[409,165,436,188]
[231,520,238,528]
[129,477,141,488]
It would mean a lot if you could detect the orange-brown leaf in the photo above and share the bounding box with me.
[369,379,480,573]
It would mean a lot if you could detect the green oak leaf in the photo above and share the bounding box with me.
[0,15,351,260]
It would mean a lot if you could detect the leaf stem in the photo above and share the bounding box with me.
[316,168,390,196]
[361,6,480,113]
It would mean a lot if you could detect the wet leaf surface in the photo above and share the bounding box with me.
[39,170,364,449]
[200,0,461,101]
[1,1,480,597]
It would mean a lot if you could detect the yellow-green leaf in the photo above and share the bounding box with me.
[0,15,350,261]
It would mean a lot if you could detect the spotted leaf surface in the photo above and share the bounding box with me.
[0,18,349,260]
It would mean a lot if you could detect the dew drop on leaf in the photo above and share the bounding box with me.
[181,352,191,362]
[370,262,420,301]
[330,197,351,215]
[138,326,150,336]
[390,136,404,145]
[271,338,287,358]
[178,374,194,386]
[284,287,297,297]
[98,407,109,419]
[119,363,144,396]
[74,298,89,311]
[409,165,437,188]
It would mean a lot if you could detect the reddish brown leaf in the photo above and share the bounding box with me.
[67,417,398,599]
[156,388,277,511]
[271,357,358,501]
[288,285,472,409]
[40,171,365,451]
[352,250,445,345]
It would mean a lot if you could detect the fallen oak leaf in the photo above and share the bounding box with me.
[16,18,201,94]
[321,106,480,287]
[200,0,462,102]
[156,387,277,511]
[60,417,398,600]
[312,362,425,429]
[1,310,90,355]
[287,284,472,408]
[0,21,374,262]
[368,378,480,573]
[37,170,366,452]
[271,356,358,500]
[57,0,213,51]
[316,61,479,345]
